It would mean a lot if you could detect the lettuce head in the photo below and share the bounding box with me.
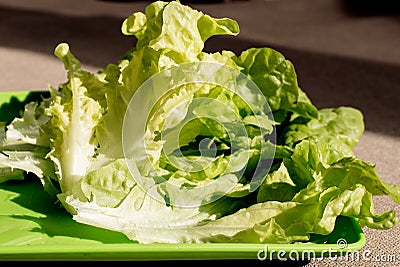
[0,0,400,244]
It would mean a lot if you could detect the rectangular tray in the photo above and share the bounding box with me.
[0,91,366,261]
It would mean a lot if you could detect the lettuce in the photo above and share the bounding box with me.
[0,0,399,244]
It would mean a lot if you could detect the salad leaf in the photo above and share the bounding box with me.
[0,0,399,245]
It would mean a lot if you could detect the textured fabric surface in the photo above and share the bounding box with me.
[0,0,399,265]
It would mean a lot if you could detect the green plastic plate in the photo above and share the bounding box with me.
[0,91,366,261]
